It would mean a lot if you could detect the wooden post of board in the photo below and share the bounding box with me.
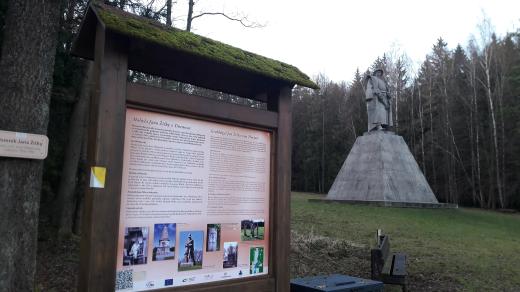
[78,25,128,291]
[268,85,292,292]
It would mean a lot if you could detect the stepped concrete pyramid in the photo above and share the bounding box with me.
[326,131,439,204]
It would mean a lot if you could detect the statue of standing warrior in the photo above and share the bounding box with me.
[184,234,195,263]
[365,68,393,131]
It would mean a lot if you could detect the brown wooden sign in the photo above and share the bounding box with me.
[72,3,316,292]
[0,130,48,159]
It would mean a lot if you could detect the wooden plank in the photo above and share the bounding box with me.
[392,253,407,277]
[381,274,407,285]
[78,27,128,292]
[370,248,384,280]
[381,254,393,276]
[268,129,277,279]
[376,229,382,245]
[126,82,279,129]
[380,235,390,261]
[269,85,293,292]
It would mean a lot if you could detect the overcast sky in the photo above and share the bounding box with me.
[172,0,520,83]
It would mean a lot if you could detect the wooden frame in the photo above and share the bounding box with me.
[78,23,293,292]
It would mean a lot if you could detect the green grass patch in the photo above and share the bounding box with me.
[241,227,265,241]
[291,192,520,291]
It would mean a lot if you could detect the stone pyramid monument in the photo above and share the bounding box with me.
[326,69,438,205]
[326,131,438,204]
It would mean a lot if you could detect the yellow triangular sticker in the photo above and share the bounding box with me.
[90,166,106,188]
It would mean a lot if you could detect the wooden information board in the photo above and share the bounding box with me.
[72,3,317,292]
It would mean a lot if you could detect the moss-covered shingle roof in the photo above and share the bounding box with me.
[91,3,318,89]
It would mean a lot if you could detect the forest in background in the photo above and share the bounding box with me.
[292,30,520,210]
[2,0,520,240]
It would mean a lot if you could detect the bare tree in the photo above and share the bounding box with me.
[494,35,508,207]
[385,46,410,134]
[417,82,426,174]
[166,0,173,25]
[476,18,504,208]
[0,0,62,289]
[426,60,438,193]
[467,40,484,207]
[186,0,264,32]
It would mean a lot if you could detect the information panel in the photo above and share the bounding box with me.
[115,108,270,291]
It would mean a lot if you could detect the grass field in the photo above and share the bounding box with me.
[241,226,265,241]
[290,192,520,291]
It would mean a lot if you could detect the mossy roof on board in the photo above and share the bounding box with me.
[91,3,318,89]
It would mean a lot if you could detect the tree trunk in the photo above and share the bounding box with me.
[428,75,437,193]
[494,55,507,207]
[481,49,504,208]
[474,85,484,207]
[55,62,93,235]
[186,0,194,32]
[166,0,172,26]
[469,57,484,207]
[321,94,325,193]
[0,0,62,290]
[350,117,357,142]
[441,69,452,202]
[161,0,173,89]
[410,84,415,152]
[118,0,127,9]
[180,0,195,94]
[394,87,399,133]
[418,87,426,175]
[469,101,477,205]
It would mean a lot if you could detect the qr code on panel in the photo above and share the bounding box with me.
[116,269,133,290]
